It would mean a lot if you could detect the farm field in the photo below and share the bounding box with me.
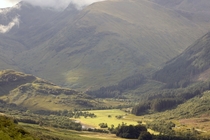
[72,109,139,129]
[71,109,159,135]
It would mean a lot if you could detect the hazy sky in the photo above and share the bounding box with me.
[0,0,105,9]
[0,0,17,8]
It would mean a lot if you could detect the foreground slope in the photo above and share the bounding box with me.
[15,0,206,89]
[0,70,102,111]
[0,116,37,140]
[153,31,210,88]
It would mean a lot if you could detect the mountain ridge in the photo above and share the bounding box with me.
[11,0,208,89]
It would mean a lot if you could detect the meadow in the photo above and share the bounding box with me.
[71,109,159,135]
[72,109,138,128]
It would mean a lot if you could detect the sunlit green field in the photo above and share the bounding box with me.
[72,109,138,129]
[72,109,159,135]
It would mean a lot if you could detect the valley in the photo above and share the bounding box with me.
[1,0,209,89]
[1,0,210,139]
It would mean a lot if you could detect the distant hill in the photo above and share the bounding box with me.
[150,0,210,29]
[153,32,210,88]
[0,69,103,111]
[11,0,208,90]
[149,0,210,12]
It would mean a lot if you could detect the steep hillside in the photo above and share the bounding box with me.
[14,0,206,89]
[2,2,60,49]
[150,0,210,29]
[170,90,210,118]
[153,32,210,88]
[0,2,78,71]
[0,69,103,111]
[149,0,210,12]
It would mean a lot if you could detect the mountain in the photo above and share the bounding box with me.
[10,0,208,90]
[153,31,210,88]
[0,2,78,71]
[149,0,210,11]
[0,69,103,111]
[149,0,210,29]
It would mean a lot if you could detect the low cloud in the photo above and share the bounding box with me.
[0,16,19,33]
[5,0,106,9]
[0,4,20,14]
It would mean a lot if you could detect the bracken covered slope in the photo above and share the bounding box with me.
[0,69,103,111]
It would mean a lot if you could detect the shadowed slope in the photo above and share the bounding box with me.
[153,32,210,88]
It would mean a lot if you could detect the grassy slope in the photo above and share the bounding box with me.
[138,90,210,137]
[0,69,107,111]
[14,0,206,90]
[0,116,37,140]
[20,122,125,140]
[0,35,26,71]
[146,91,210,120]
[150,0,210,29]
[153,31,210,87]
[0,2,77,71]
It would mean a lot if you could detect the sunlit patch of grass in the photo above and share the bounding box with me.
[147,129,160,135]
[73,109,138,128]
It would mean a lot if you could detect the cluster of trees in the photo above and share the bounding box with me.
[86,74,145,98]
[144,120,210,140]
[116,124,147,139]
[133,81,210,115]
[99,123,108,128]
[86,128,109,133]
[33,110,96,118]
[111,122,210,140]
[13,111,83,131]
[132,98,183,115]
[132,102,150,115]
[151,98,183,112]
[146,120,175,135]
[49,116,82,131]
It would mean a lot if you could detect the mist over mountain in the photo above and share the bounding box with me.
[4,0,106,9]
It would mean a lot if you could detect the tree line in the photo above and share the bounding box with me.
[86,74,145,98]
[132,98,183,115]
